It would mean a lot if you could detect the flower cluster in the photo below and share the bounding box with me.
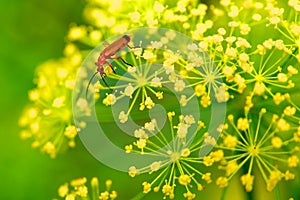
[54,177,117,200]
[19,55,81,158]
[99,40,172,122]
[126,112,214,199]
[267,0,300,61]
[214,108,298,192]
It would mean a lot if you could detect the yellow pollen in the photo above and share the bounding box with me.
[249,146,259,156]
[137,75,147,87]
[170,152,181,162]
[255,74,264,82]
[205,74,215,83]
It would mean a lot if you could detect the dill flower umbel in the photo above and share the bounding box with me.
[267,0,300,61]
[80,31,173,121]
[214,108,298,192]
[54,177,117,200]
[126,112,219,199]
[19,54,81,158]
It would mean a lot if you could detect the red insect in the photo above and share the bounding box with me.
[86,35,135,97]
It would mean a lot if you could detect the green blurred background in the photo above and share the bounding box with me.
[0,1,90,199]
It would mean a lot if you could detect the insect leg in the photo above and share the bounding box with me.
[112,56,134,68]
[120,57,134,67]
[103,40,110,47]
[105,61,116,74]
[127,44,141,49]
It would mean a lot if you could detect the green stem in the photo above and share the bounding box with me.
[130,191,146,200]
[220,187,228,200]
[277,47,299,67]
[246,190,253,200]
[241,163,253,200]
[274,185,281,200]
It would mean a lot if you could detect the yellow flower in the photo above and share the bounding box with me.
[103,94,117,106]
[68,24,87,41]
[162,183,173,198]
[58,183,69,197]
[216,108,298,191]
[267,170,282,191]
[288,155,299,167]
[127,113,213,199]
[271,136,283,148]
[216,177,228,188]
[202,173,212,184]
[178,174,191,186]
[128,166,138,177]
[240,174,254,192]
[55,177,117,200]
[19,57,82,157]
[142,182,151,193]
[223,135,237,148]
[183,191,196,200]
[237,117,249,131]
[64,125,77,139]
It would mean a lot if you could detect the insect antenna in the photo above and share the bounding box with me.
[86,71,99,98]
[101,75,113,91]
